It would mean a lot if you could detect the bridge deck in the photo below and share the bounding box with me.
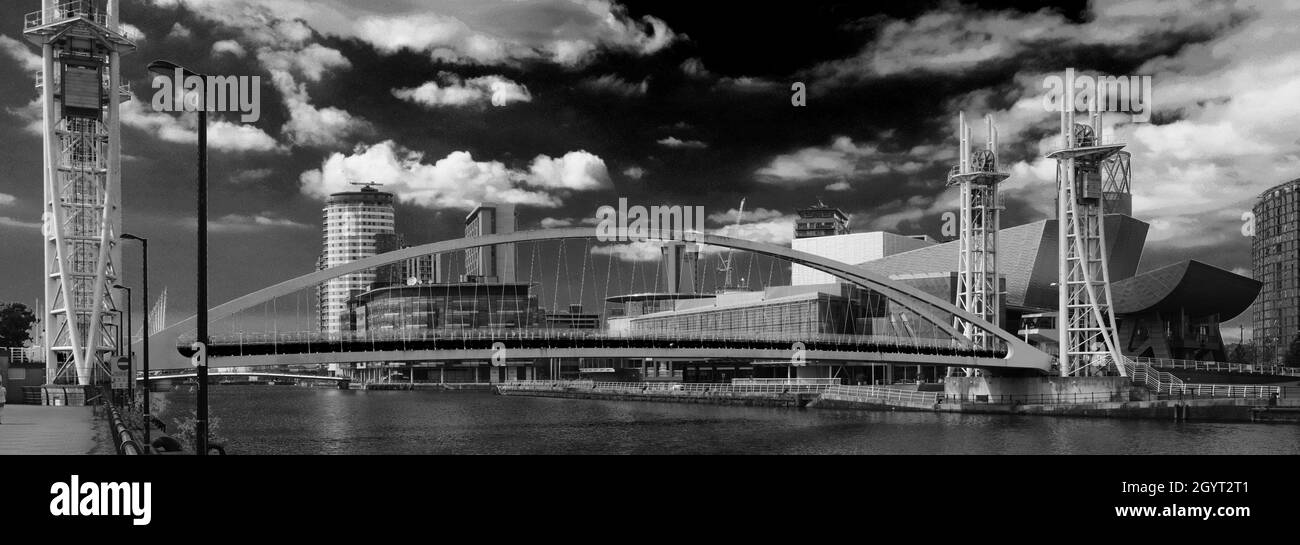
[195,330,1010,368]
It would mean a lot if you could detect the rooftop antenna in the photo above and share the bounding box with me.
[350,181,385,192]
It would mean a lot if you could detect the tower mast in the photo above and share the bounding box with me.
[1047,93,1126,377]
[25,0,136,386]
[947,112,1007,372]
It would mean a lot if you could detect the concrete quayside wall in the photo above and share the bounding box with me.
[497,377,1292,423]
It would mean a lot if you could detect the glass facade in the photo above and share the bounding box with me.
[350,283,541,332]
[628,285,887,337]
[1252,178,1300,362]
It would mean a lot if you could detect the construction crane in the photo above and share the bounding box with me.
[718,198,746,291]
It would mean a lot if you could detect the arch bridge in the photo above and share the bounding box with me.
[143,228,1052,374]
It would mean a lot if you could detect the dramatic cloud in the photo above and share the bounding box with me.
[0,34,41,72]
[6,98,41,134]
[392,73,532,108]
[0,216,41,231]
[590,241,664,262]
[526,151,612,190]
[207,213,312,233]
[229,168,274,184]
[755,136,937,185]
[166,22,192,40]
[680,58,713,79]
[809,0,1245,85]
[657,136,707,149]
[212,40,248,58]
[355,13,516,64]
[708,207,786,225]
[120,93,282,152]
[539,216,599,229]
[257,44,350,82]
[711,214,799,246]
[540,217,575,229]
[716,76,781,93]
[622,166,645,180]
[269,71,370,148]
[299,140,611,209]
[160,0,679,67]
[956,1,1300,253]
[580,74,648,97]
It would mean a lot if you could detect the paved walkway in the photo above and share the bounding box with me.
[0,405,100,455]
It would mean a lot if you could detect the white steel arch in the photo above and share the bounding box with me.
[144,228,1053,373]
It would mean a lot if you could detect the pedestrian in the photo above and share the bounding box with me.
[0,380,7,424]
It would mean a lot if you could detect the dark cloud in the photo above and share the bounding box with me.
[0,0,1288,335]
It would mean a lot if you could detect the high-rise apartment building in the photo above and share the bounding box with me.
[464,203,516,283]
[1252,178,1300,363]
[318,185,395,332]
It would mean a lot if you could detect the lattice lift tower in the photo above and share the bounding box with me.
[1046,102,1127,377]
[947,113,1008,373]
[24,0,136,386]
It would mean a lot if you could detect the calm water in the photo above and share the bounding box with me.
[153,387,1300,455]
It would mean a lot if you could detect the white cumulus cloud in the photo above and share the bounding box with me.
[392,73,532,108]
[299,140,611,210]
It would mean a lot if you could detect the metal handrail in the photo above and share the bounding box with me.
[822,385,942,405]
[497,380,833,394]
[1122,356,1280,398]
[1134,356,1300,377]
[186,328,1009,358]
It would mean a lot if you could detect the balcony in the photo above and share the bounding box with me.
[24,1,138,43]
[25,2,108,30]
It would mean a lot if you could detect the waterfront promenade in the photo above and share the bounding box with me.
[0,405,103,455]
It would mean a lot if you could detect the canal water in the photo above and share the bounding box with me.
[154,387,1299,455]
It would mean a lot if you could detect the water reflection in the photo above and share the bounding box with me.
[154,388,1299,455]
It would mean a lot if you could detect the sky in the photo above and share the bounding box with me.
[1,0,1297,335]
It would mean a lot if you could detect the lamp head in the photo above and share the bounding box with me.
[147,59,201,78]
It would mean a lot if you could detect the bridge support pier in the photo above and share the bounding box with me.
[944,375,1136,403]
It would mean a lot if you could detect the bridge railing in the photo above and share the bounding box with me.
[1121,356,1280,399]
[498,380,834,394]
[192,328,1009,358]
[822,385,942,405]
[732,378,842,386]
[5,346,43,364]
[1133,357,1300,377]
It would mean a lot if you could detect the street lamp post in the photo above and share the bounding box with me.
[113,284,132,401]
[147,59,208,456]
[120,233,149,453]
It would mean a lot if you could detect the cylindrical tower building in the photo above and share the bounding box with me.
[318,185,395,333]
[1252,178,1300,364]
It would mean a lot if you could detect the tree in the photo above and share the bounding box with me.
[0,302,37,348]
[1228,343,1253,365]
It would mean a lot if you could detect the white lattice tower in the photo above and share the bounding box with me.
[24,1,136,385]
[1047,103,1126,377]
[947,113,1008,373]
